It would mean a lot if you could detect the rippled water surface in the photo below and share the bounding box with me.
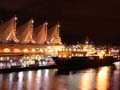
[0,62,120,90]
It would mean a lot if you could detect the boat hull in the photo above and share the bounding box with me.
[52,56,116,69]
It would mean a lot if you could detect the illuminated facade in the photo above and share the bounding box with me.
[17,19,35,43]
[47,23,62,44]
[0,16,62,45]
[0,16,18,42]
[33,22,47,44]
[0,16,64,56]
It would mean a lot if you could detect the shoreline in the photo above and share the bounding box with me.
[0,65,57,73]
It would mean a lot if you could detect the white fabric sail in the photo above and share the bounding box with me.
[48,23,62,44]
[17,19,35,43]
[34,22,47,44]
[0,16,18,42]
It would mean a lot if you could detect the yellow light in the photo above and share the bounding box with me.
[47,46,51,49]
[69,48,72,51]
[47,49,53,53]
[75,54,78,56]
[101,51,105,55]
[96,67,110,90]
[98,50,105,59]
[73,48,76,51]
[13,48,20,53]
[98,53,104,59]
[3,48,10,53]
[39,49,43,53]
[79,70,96,90]
[31,48,35,52]
[58,48,62,51]
[23,48,29,53]
[58,55,61,58]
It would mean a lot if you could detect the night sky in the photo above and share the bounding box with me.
[0,0,120,45]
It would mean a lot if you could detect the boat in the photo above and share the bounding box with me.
[52,56,116,69]
[52,42,116,69]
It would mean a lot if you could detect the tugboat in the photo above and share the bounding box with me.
[52,41,116,69]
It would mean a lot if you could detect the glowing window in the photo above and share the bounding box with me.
[31,48,35,52]
[39,49,43,53]
[3,48,10,53]
[13,48,20,53]
[23,48,29,53]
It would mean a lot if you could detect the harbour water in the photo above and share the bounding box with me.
[0,62,119,90]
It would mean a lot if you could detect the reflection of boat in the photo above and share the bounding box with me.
[52,43,116,69]
[55,69,79,75]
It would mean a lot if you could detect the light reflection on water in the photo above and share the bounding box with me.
[96,67,111,90]
[0,62,119,90]
[79,69,97,90]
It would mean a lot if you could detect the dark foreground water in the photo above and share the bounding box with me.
[0,62,120,90]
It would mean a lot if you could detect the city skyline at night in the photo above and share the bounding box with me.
[0,1,120,90]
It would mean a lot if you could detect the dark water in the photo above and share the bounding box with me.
[0,62,120,90]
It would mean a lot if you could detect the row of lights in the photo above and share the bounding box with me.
[59,48,86,52]
[58,53,84,58]
[59,48,96,52]
[0,48,44,53]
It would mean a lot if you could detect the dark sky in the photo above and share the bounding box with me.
[0,0,120,45]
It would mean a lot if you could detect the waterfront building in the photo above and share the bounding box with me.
[47,23,62,45]
[17,19,35,43]
[0,16,62,45]
[33,22,47,44]
[0,16,63,56]
[0,16,18,42]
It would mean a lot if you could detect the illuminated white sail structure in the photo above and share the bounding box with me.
[34,22,47,44]
[0,16,18,42]
[17,19,35,43]
[48,23,62,44]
